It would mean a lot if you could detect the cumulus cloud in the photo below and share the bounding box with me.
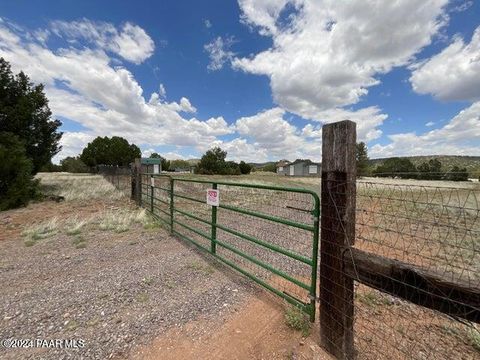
[234,0,448,118]
[54,132,95,162]
[204,36,236,71]
[370,102,480,157]
[233,108,321,161]
[0,19,233,160]
[50,19,155,64]
[410,26,480,102]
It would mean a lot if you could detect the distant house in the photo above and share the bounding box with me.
[276,159,321,177]
[276,160,290,176]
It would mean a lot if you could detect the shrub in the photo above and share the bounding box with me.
[285,306,310,337]
[0,132,38,210]
[445,166,469,181]
[239,161,252,174]
[373,157,417,179]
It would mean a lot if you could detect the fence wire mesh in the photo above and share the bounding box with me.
[98,165,132,195]
[324,177,480,360]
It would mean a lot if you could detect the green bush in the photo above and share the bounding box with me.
[373,157,417,179]
[445,166,469,181]
[239,161,252,174]
[0,132,38,210]
[261,163,277,172]
[60,156,89,173]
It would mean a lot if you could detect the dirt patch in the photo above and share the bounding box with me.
[0,194,255,359]
[129,292,332,360]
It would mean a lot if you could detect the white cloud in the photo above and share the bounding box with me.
[425,121,435,127]
[232,107,321,161]
[410,26,480,102]
[179,97,197,113]
[310,106,387,142]
[50,19,154,64]
[205,19,212,28]
[0,19,233,160]
[234,0,448,118]
[370,102,480,157]
[158,83,166,98]
[204,36,236,71]
[450,0,473,13]
[53,132,95,163]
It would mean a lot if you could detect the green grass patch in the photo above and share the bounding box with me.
[22,218,60,246]
[467,327,480,352]
[72,235,87,249]
[285,306,310,337]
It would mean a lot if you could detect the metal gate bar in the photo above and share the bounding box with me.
[139,173,320,321]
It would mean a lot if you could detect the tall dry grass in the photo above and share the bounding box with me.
[37,172,125,201]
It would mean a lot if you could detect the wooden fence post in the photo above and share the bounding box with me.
[320,120,356,359]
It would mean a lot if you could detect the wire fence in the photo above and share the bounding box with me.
[325,177,480,359]
[100,156,480,359]
[97,165,132,195]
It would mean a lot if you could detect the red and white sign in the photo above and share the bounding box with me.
[206,189,219,206]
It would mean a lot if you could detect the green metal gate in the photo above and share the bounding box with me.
[140,173,320,321]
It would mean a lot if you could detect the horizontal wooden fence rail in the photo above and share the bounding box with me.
[343,247,480,323]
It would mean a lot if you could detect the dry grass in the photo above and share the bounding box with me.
[37,172,125,201]
[98,208,148,233]
[22,208,152,245]
[21,173,154,244]
[22,217,60,245]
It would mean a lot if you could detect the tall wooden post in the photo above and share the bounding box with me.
[320,120,356,359]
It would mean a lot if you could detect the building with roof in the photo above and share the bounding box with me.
[276,159,321,177]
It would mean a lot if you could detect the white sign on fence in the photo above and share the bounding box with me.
[150,177,155,187]
[153,164,159,174]
[206,189,219,206]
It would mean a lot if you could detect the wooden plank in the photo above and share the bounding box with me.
[320,120,357,359]
[343,247,480,323]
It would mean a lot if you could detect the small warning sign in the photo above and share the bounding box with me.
[206,189,219,206]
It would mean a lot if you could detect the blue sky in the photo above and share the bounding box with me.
[0,0,479,162]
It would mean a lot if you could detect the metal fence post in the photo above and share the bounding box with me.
[320,120,356,359]
[150,175,154,213]
[211,183,218,254]
[309,199,320,322]
[133,158,142,206]
[169,177,174,235]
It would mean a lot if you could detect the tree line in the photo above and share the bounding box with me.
[195,147,252,175]
[356,142,470,181]
[0,58,62,210]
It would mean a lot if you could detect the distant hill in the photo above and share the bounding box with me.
[248,161,276,169]
[369,155,480,174]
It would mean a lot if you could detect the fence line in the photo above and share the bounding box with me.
[98,120,480,359]
[321,121,480,360]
